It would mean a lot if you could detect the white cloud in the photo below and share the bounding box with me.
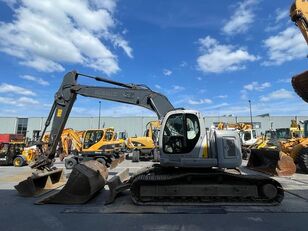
[265,8,290,32]
[168,85,185,94]
[196,77,202,81]
[154,84,162,89]
[0,0,132,74]
[202,103,229,111]
[72,104,155,117]
[217,95,228,99]
[154,84,185,95]
[0,83,36,96]
[259,89,294,102]
[197,36,258,73]
[0,96,39,106]
[275,9,289,23]
[179,61,187,68]
[163,69,172,76]
[263,27,307,66]
[20,75,49,86]
[277,78,291,84]
[244,81,271,91]
[222,0,258,35]
[188,98,212,105]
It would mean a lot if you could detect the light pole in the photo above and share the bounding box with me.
[98,101,101,129]
[248,100,253,128]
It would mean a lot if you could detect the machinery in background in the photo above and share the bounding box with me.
[0,142,25,166]
[64,127,126,169]
[0,134,28,166]
[13,145,38,167]
[14,71,283,205]
[216,122,257,146]
[117,131,128,143]
[216,122,258,159]
[247,120,308,176]
[126,120,160,162]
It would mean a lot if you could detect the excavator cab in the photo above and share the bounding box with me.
[160,110,242,168]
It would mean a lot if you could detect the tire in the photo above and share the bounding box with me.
[96,158,106,166]
[297,148,308,173]
[132,150,140,162]
[65,158,77,169]
[13,156,25,167]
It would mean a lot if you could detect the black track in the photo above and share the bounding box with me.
[130,166,284,205]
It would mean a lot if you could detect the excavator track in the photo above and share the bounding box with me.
[130,167,284,206]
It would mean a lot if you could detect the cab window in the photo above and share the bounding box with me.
[163,113,200,154]
[105,131,113,141]
[244,131,251,141]
[83,130,104,149]
[252,130,257,139]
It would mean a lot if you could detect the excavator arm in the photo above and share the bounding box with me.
[33,71,174,170]
[290,0,308,45]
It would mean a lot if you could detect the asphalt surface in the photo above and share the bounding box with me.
[0,158,308,231]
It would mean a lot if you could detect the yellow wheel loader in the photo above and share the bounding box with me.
[247,121,306,176]
[14,71,283,205]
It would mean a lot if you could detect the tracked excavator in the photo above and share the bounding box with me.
[14,71,283,205]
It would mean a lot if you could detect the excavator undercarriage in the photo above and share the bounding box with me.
[129,167,284,205]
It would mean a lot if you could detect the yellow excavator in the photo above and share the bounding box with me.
[247,0,308,176]
[69,127,126,169]
[14,71,283,205]
[62,127,126,169]
[126,120,160,162]
[39,127,126,169]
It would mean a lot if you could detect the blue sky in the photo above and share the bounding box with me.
[0,0,307,117]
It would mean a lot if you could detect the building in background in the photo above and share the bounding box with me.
[1,115,307,139]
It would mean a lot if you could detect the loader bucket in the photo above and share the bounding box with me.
[36,160,108,204]
[15,168,66,197]
[292,71,308,103]
[247,149,296,176]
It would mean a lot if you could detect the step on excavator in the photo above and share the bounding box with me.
[247,0,308,176]
[15,71,284,205]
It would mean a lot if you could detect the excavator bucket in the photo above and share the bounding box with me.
[36,160,108,204]
[247,149,296,176]
[15,168,66,197]
[292,71,308,102]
